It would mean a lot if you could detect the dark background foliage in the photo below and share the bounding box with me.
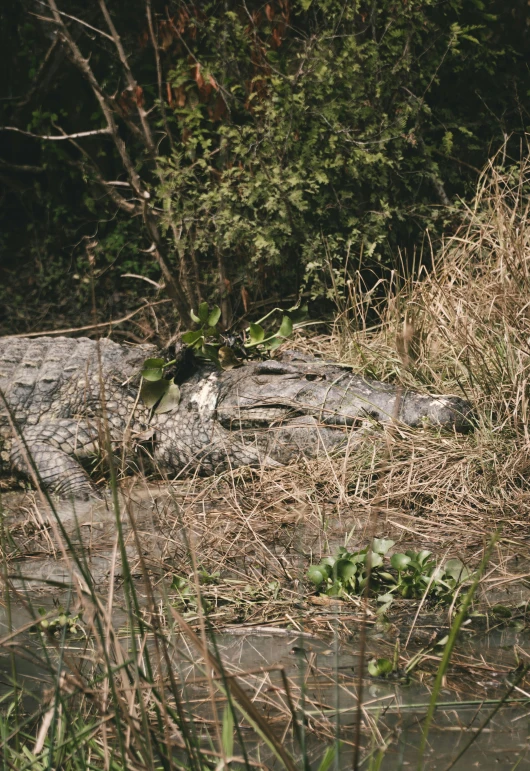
[1,0,529,336]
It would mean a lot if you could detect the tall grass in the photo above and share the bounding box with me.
[2,154,530,768]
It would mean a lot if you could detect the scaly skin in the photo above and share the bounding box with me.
[0,337,473,497]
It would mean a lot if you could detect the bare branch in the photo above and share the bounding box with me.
[46,0,144,197]
[59,131,139,214]
[4,300,171,339]
[0,126,112,140]
[43,0,192,324]
[97,0,156,155]
[146,0,174,151]
[121,273,164,289]
[0,158,44,174]
[74,166,138,214]
[29,10,113,40]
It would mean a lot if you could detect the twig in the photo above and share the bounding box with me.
[58,131,138,214]
[45,0,192,324]
[146,0,174,151]
[30,9,114,41]
[0,126,112,140]
[3,300,171,339]
[98,0,156,156]
[0,158,44,174]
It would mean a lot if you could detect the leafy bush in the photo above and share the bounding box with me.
[1,1,530,330]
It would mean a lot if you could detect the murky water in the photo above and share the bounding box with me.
[2,489,530,768]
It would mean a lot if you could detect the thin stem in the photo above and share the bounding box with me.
[416,530,500,770]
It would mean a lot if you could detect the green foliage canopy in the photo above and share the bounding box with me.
[1,0,529,330]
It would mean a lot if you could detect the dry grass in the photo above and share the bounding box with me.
[3,156,530,768]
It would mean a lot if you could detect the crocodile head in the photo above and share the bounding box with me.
[155,352,473,475]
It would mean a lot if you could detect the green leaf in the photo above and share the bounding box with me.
[429,566,446,585]
[370,552,383,568]
[264,337,282,351]
[317,743,341,771]
[299,0,313,10]
[208,305,222,327]
[377,592,395,615]
[181,330,204,346]
[198,301,210,324]
[277,315,293,339]
[351,551,366,565]
[373,538,395,555]
[391,553,412,571]
[444,558,471,583]
[368,658,393,677]
[190,309,201,324]
[334,559,357,583]
[326,581,342,597]
[249,322,265,343]
[416,550,433,566]
[221,705,234,759]
[155,382,181,414]
[141,378,170,408]
[288,303,309,324]
[491,604,512,618]
[319,562,333,578]
[201,344,221,363]
[307,565,326,586]
[378,572,397,583]
[141,357,165,381]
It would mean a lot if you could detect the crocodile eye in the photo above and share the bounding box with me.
[305,373,322,382]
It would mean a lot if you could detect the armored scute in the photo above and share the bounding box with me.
[0,336,472,497]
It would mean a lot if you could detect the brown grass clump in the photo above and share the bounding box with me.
[300,155,530,552]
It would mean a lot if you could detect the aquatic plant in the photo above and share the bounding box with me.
[307,541,472,610]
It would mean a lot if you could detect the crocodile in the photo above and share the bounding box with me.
[0,335,473,498]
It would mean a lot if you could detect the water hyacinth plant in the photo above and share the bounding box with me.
[308,540,472,610]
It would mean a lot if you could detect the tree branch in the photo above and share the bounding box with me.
[0,126,112,140]
[29,9,114,41]
[4,300,172,339]
[0,157,44,174]
[146,0,174,151]
[97,0,156,156]
[46,0,144,197]
[44,0,192,325]
[60,133,139,214]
